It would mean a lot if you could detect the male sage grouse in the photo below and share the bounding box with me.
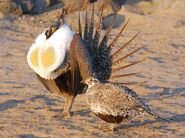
[27,2,142,118]
[82,77,170,132]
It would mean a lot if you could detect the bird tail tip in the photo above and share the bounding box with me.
[147,112,173,122]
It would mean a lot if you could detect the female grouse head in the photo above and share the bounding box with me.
[83,77,100,88]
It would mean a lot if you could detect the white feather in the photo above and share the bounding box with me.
[35,32,47,46]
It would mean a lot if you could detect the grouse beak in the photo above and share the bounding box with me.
[45,25,58,39]
[81,79,85,84]
[81,79,89,84]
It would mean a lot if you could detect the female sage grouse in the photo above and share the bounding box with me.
[27,2,142,118]
[82,77,170,132]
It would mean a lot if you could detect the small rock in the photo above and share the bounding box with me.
[15,0,49,15]
[40,20,44,24]
[23,15,26,19]
[30,17,35,21]
[31,0,46,15]
[45,0,58,7]
[174,19,185,28]
[14,0,33,13]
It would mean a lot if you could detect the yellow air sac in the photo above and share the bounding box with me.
[30,47,39,67]
[41,47,56,68]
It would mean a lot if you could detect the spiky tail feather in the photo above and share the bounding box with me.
[113,47,143,66]
[112,59,145,73]
[110,72,141,79]
[109,18,130,49]
[111,31,141,59]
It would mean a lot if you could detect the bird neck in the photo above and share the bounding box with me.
[86,82,99,95]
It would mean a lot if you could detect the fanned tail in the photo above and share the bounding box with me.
[79,2,144,84]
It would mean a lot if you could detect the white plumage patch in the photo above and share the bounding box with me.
[27,24,74,79]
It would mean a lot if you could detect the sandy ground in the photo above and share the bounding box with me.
[0,3,185,138]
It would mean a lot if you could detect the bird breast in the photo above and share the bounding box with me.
[86,88,111,115]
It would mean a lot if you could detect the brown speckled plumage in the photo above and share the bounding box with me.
[86,79,148,118]
[84,78,170,131]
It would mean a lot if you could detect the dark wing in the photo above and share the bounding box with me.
[35,73,50,91]
[70,34,94,80]
[35,73,65,95]
[70,35,85,94]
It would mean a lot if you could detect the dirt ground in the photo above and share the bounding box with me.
[0,2,185,138]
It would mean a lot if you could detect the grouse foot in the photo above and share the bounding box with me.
[54,112,72,119]
[99,124,117,132]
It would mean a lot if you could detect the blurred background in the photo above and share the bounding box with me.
[0,0,185,15]
[0,0,185,137]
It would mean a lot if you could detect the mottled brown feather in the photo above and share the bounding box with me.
[71,34,94,80]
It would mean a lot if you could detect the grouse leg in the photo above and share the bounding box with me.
[62,94,75,118]
[99,123,117,132]
[54,94,75,119]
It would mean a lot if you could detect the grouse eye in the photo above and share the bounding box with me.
[45,29,52,39]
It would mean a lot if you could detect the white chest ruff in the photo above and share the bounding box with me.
[27,24,74,79]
